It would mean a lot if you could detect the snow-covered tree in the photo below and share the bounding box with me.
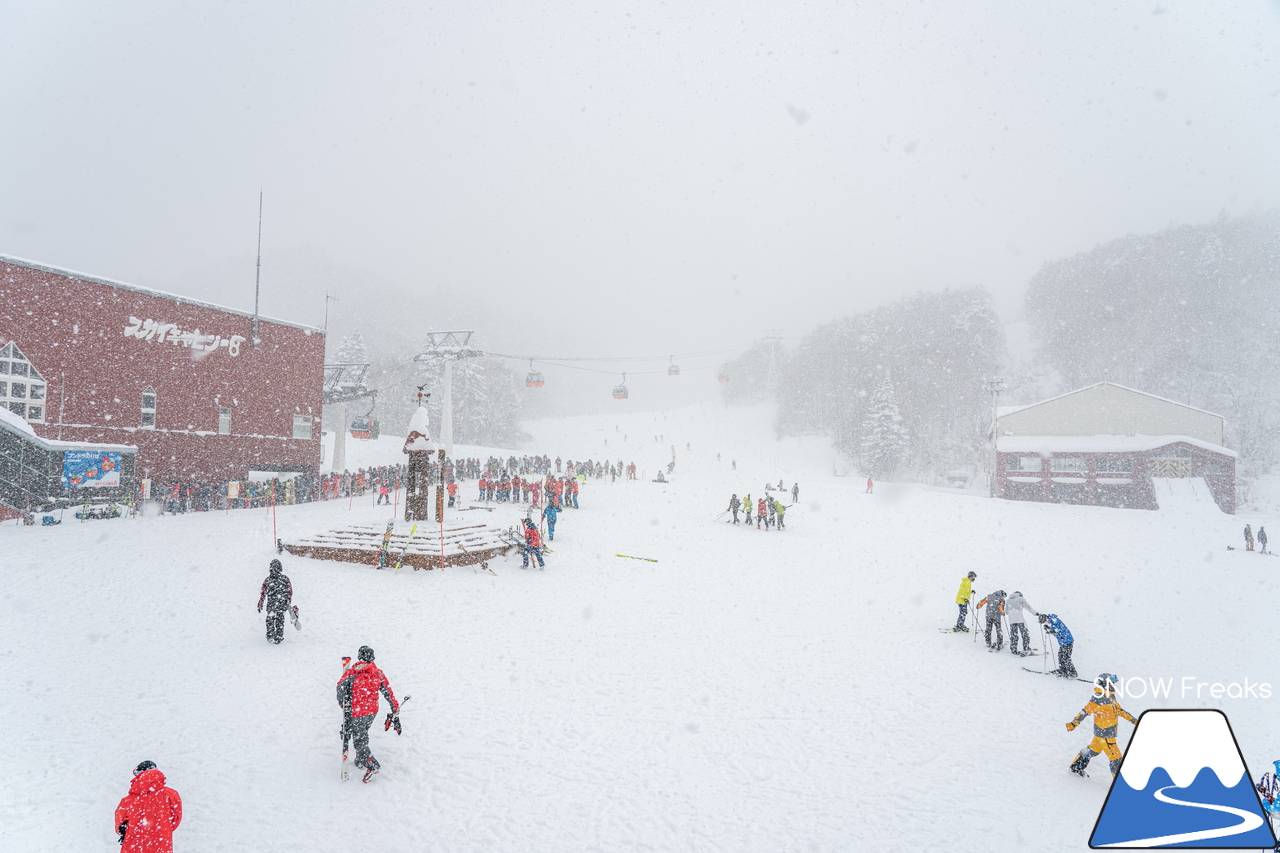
[334,330,369,365]
[860,378,908,478]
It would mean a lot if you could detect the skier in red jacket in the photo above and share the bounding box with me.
[522,518,545,568]
[336,646,400,783]
[115,761,182,852]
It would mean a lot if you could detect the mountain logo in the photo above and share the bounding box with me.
[1090,709,1277,848]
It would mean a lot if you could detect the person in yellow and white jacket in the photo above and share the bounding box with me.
[953,571,977,632]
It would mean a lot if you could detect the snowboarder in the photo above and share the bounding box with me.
[115,761,182,853]
[1066,673,1136,777]
[953,571,976,631]
[1038,613,1078,678]
[257,559,293,644]
[775,500,786,530]
[522,519,545,569]
[336,646,401,783]
[1260,526,1269,554]
[729,494,740,524]
[791,483,799,503]
[1245,524,1256,551]
[974,589,1007,650]
[542,501,560,541]
[1006,591,1037,656]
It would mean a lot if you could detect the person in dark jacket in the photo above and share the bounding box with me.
[1260,526,1269,554]
[729,494,740,524]
[974,590,1007,650]
[115,761,182,852]
[257,559,293,644]
[337,646,400,783]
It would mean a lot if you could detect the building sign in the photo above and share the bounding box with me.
[62,450,122,488]
[123,317,247,356]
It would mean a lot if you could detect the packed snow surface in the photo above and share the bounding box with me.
[3,402,1276,852]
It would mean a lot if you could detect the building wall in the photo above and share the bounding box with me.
[998,384,1223,445]
[0,258,324,482]
[996,442,1236,513]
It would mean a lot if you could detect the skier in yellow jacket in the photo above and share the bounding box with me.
[1067,673,1136,777]
[953,571,976,632]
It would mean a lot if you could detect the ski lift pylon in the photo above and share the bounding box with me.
[525,361,544,388]
[612,373,629,400]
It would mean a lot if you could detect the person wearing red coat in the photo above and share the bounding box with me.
[115,762,182,852]
[522,519,545,568]
[336,646,400,783]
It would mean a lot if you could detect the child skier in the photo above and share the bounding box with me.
[542,501,560,541]
[742,494,752,526]
[1066,673,1136,777]
[1006,591,1037,656]
[1038,613,1078,678]
[522,519,545,569]
[775,501,786,530]
[756,497,767,529]
[953,571,976,631]
[729,494,739,524]
[766,497,776,529]
[974,589,1007,650]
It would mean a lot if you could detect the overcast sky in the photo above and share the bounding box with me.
[4,1,1279,380]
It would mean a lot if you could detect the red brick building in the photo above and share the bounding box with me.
[994,383,1236,513]
[0,254,324,483]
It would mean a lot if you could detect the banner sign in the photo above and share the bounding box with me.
[123,316,247,357]
[62,451,123,488]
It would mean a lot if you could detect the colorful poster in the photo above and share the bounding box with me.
[62,451,123,488]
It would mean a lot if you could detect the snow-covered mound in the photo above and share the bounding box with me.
[3,401,1276,852]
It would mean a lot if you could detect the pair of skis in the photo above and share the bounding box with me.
[372,521,419,572]
[1021,666,1092,683]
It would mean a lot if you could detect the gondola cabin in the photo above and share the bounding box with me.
[612,384,629,400]
[526,371,545,388]
[668,363,680,376]
[350,417,380,440]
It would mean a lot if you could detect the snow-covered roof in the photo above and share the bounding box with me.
[995,382,1223,423]
[0,254,324,334]
[997,434,1236,458]
[0,407,135,453]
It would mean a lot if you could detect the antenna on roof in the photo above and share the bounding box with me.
[252,190,263,348]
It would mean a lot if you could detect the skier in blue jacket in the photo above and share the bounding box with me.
[1038,613,1077,678]
[541,502,560,541]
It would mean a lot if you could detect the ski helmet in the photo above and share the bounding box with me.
[967,571,977,579]
[270,559,282,573]
[133,760,157,776]
[1013,591,1022,597]
[358,645,375,662]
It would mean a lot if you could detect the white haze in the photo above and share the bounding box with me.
[3,1,1279,415]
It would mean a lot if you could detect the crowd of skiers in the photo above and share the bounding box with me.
[726,482,797,530]
[949,572,1146,780]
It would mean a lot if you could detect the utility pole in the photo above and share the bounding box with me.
[984,377,1006,496]
[252,190,262,348]
[324,292,339,331]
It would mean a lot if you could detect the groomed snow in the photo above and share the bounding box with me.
[3,401,1276,852]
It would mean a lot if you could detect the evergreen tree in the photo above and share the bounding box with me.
[334,330,369,365]
[860,378,908,478]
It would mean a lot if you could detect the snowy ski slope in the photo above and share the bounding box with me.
[2,402,1274,852]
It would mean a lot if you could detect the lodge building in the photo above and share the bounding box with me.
[994,382,1236,513]
[0,255,325,496]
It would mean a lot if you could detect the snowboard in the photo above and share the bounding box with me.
[289,605,300,631]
